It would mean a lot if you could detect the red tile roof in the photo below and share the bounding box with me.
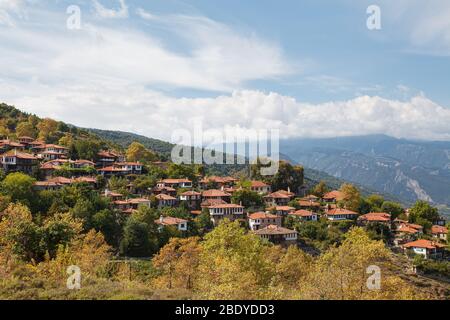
[248,212,278,220]
[326,208,358,216]
[290,210,316,217]
[402,239,446,250]
[202,189,231,197]
[254,225,297,236]
[155,216,188,226]
[323,190,345,201]
[431,225,448,235]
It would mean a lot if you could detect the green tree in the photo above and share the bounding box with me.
[0,172,36,207]
[231,189,263,209]
[16,121,37,138]
[339,183,361,212]
[408,201,439,225]
[312,181,329,198]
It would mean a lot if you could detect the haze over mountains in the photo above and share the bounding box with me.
[280,135,450,211]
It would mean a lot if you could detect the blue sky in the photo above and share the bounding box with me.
[1,0,450,141]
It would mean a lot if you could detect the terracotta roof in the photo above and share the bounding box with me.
[208,203,243,209]
[254,225,297,236]
[431,225,448,235]
[250,180,270,188]
[359,212,391,222]
[396,224,421,234]
[264,191,291,199]
[155,194,177,200]
[47,176,73,184]
[116,162,141,166]
[200,199,227,208]
[403,239,446,250]
[74,177,96,183]
[155,216,188,226]
[161,178,192,184]
[326,208,358,216]
[298,200,321,207]
[323,190,345,201]
[1,150,37,160]
[44,144,68,150]
[290,210,316,217]
[270,206,295,212]
[202,189,231,197]
[181,190,201,196]
[200,176,237,184]
[248,212,278,220]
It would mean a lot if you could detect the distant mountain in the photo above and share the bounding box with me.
[281,135,450,212]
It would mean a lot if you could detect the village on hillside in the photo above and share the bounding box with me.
[1,135,448,262]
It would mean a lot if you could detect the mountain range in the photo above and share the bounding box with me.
[280,135,450,214]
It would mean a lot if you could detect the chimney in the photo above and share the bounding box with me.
[104,189,109,197]
[287,187,291,193]
[159,215,164,223]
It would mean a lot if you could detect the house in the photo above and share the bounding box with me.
[248,212,282,231]
[208,203,244,226]
[155,193,177,208]
[357,212,391,228]
[199,176,237,189]
[202,189,231,203]
[155,216,188,232]
[325,208,358,221]
[298,199,321,211]
[40,159,95,177]
[96,151,125,167]
[33,176,73,191]
[402,239,446,259]
[113,198,151,213]
[157,178,193,189]
[18,136,34,146]
[34,144,69,160]
[254,225,298,245]
[289,210,318,222]
[179,190,202,209]
[269,206,296,216]
[98,162,142,177]
[250,181,271,194]
[152,186,177,197]
[322,190,345,203]
[1,150,38,174]
[0,139,25,152]
[103,189,124,201]
[431,225,448,241]
[394,223,423,245]
[263,190,295,206]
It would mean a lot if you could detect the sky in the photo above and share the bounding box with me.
[1,0,450,142]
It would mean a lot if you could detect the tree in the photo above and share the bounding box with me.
[366,194,384,212]
[16,121,37,138]
[0,203,42,262]
[339,183,361,212]
[0,172,36,207]
[37,118,58,142]
[195,220,274,299]
[299,227,418,300]
[153,237,201,290]
[231,189,263,209]
[381,201,404,219]
[312,181,329,198]
[126,142,158,163]
[92,209,124,248]
[41,213,83,258]
[120,217,155,257]
[408,201,440,225]
[251,160,304,193]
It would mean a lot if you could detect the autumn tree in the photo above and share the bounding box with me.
[0,172,36,208]
[16,121,37,138]
[37,118,58,142]
[339,183,361,212]
[312,181,329,198]
[153,237,201,290]
[126,142,158,163]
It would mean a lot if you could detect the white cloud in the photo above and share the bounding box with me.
[375,0,450,55]
[3,81,450,142]
[0,0,27,26]
[92,0,128,19]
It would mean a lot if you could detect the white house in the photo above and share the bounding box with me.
[155,216,188,231]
